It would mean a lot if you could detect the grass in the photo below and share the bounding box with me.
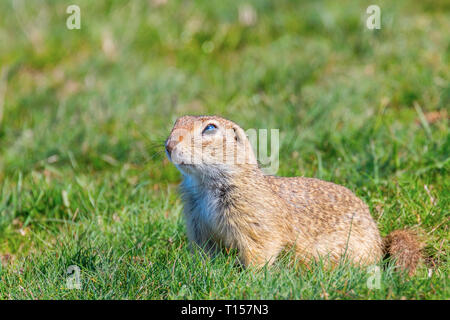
[0,0,448,299]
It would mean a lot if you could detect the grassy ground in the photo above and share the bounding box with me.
[0,0,448,299]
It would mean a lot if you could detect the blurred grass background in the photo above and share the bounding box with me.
[0,0,448,299]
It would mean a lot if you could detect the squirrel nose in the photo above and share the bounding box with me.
[165,139,177,155]
[166,134,185,155]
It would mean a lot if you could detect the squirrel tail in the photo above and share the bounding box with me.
[383,229,422,275]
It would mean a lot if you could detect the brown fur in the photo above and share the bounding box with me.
[165,115,422,274]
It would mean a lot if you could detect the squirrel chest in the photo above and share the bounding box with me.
[180,177,232,238]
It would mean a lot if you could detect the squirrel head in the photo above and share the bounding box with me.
[165,115,257,180]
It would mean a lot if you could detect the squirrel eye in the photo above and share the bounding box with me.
[202,123,217,134]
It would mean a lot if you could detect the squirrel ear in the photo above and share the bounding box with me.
[232,125,246,143]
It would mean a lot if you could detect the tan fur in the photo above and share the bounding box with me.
[165,115,422,273]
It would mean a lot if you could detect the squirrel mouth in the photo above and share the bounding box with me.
[166,151,191,167]
[175,161,192,167]
[179,162,194,167]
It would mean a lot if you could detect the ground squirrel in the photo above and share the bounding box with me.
[165,115,422,274]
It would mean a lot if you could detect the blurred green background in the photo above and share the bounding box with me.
[0,0,448,299]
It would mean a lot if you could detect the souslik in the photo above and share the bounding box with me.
[165,115,422,274]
